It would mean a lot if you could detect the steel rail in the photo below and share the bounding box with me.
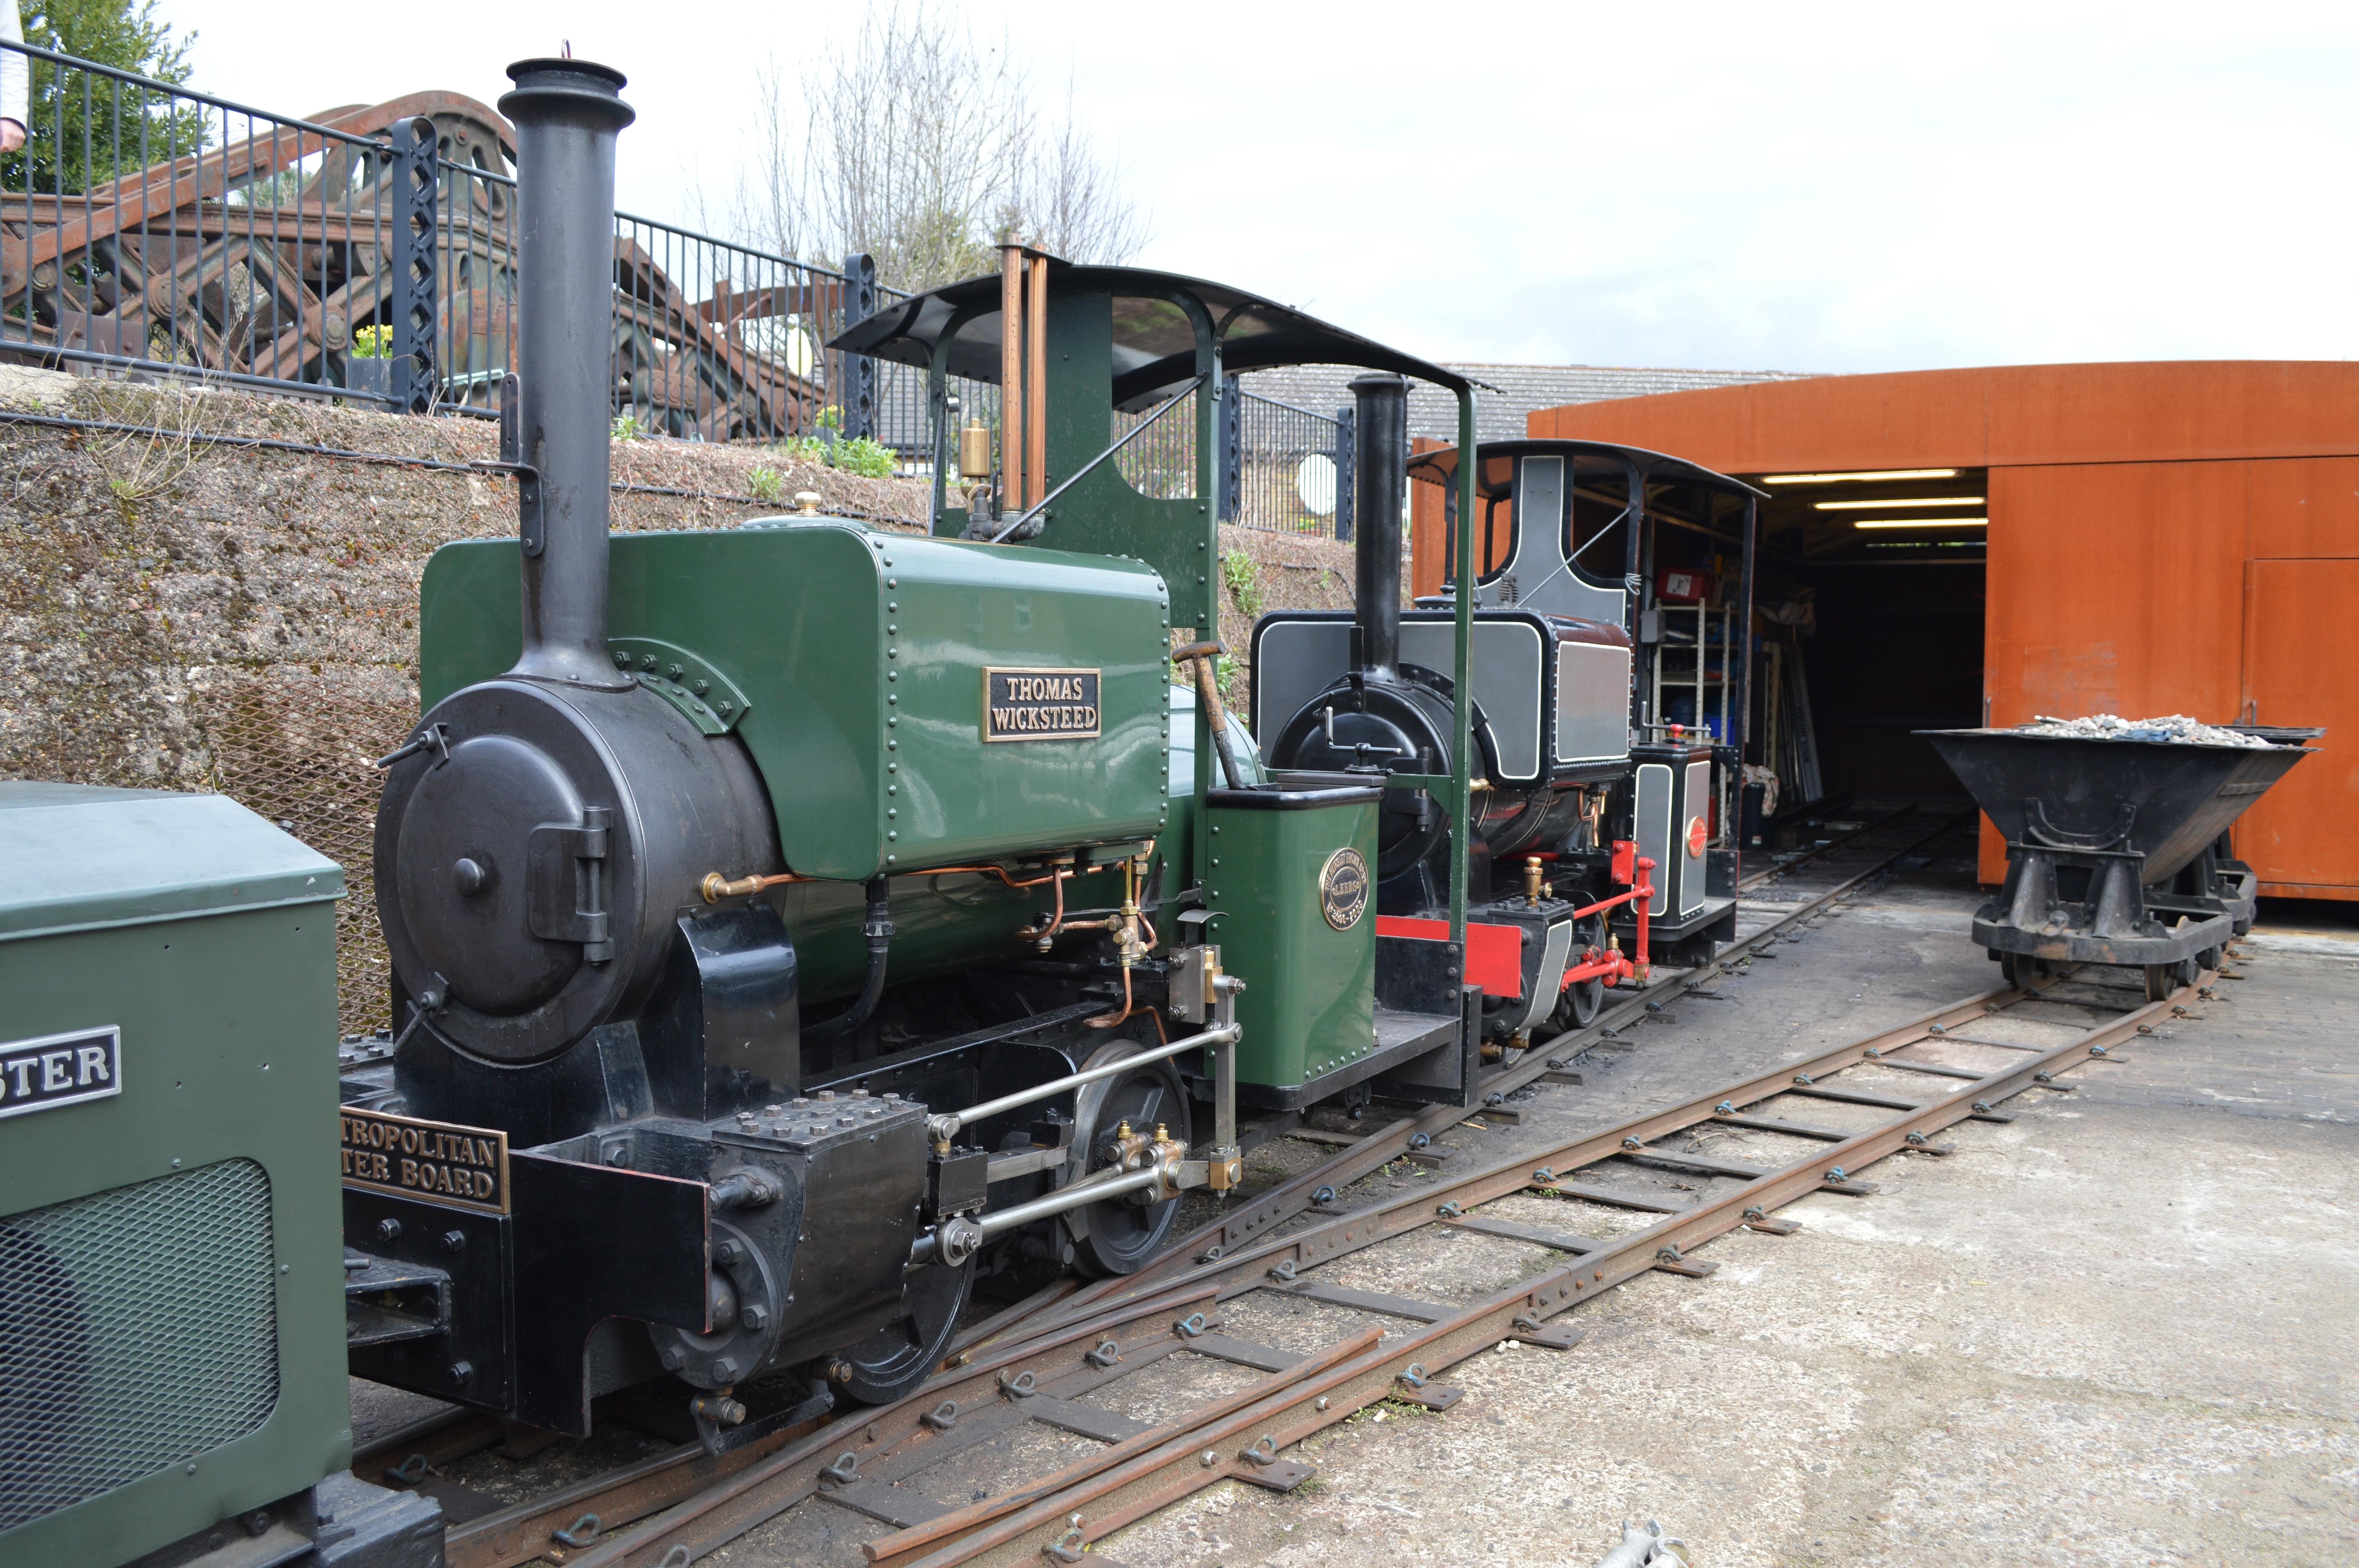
[892,967,2198,1568]
[556,1279,1241,1568]
[1737,802,1925,891]
[446,1281,1216,1568]
[406,808,1985,1564]
[985,808,1979,1347]
[993,968,2054,1339]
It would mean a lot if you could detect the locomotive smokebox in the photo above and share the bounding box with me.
[1349,373,1407,677]
[374,56,782,1125]
[501,57,636,688]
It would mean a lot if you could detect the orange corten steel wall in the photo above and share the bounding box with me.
[1521,361,2359,899]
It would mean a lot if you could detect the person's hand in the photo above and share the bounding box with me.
[0,120,24,153]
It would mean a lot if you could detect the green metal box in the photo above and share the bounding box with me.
[0,784,348,1568]
[415,520,1174,879]
[1201,782,1380,1099]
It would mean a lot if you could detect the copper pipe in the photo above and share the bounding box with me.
[1085,962,1135,1030]
[700,870,809,903]
[1026,252,1048,508]
[912,861,1100,891]
[1000,245,1023,514]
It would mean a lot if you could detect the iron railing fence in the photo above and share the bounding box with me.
[0,39,907,452]
[422,158,880,448]
[0,37,420,404]
[1114,383,1201,502]
[0,38,1370,513]
[1231,389,1349,539]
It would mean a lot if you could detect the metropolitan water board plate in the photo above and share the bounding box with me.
[342,1105,511,1215]
[982,667,1101,742]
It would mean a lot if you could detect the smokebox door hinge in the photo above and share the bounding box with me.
[606,637,752,735]
[529,806,614,959]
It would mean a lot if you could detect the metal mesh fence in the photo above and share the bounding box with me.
[196,668,414,1038]
[0,1159,279,1529]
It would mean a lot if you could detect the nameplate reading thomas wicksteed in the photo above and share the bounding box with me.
[341,1106,510,1215]
[982,668,1101,742]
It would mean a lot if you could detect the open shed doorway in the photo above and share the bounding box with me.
[1741,465,1988,815]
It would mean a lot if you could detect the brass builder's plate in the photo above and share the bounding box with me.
[982,667,1102,742]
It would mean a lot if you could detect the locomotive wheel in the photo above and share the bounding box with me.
[829,1255,974,1406]
[1067,1040,1192,1278]
[1553,915,1608,1031]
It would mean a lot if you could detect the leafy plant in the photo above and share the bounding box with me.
[1220,547,1262,619]
[747,466,784,503]
[815,403,844,430]
[612,413,644,441]
[350,324,392,360]
[4,2,208,197]
[831,436,897,478]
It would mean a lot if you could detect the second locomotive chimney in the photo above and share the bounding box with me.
[1348,373,1407,679]
[498,57,634,687]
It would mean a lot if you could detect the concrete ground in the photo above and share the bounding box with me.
[353,828,2359,1566]
[1082,836,2359,1568]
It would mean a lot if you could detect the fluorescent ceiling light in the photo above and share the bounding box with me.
[1762,468,1957,484]
[1816,495,1984,511]
[1853,517,1988,529]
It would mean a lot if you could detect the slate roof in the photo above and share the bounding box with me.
[1238,362,1820,443]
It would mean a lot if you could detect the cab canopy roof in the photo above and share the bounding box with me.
[1406,438,1764,500]
[829,261,1472,410]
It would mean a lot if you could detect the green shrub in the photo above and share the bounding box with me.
[831,437,897,478]
[1220,547,1263,618]
[747,466,783,503]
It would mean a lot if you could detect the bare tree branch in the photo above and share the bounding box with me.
[705,2,1148,291]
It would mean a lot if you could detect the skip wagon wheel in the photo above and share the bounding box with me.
[1999,951,2053,989]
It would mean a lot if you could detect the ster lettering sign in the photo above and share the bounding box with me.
[341,1106,511,1214]
[0,1025,122,1120]
[982,667,1102,742]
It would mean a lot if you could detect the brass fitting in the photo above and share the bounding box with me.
[958,420,993,479]
[1523,856,1544,907]
[702,870,806,902]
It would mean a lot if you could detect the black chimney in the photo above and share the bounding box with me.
[498,58,634,688]
[1348,373,1407,679]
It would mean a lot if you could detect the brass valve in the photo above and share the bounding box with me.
[1523,856,1544,907]
[958,419,993,479]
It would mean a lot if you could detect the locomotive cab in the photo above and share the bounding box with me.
[1253,428,1762,1053]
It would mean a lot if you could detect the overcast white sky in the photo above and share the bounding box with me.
[155,1,2359,375]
